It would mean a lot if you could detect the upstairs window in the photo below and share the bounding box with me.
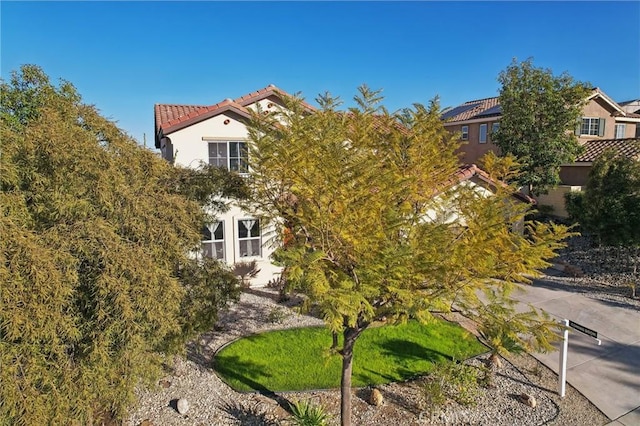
[490,122,500,144]
[580,118,605,137]
[202,221,225,260]
[479,124,488,144]
[461,126,469,141]
[615,124,626,138]
[208,141,248,173]
[238,218,261,257]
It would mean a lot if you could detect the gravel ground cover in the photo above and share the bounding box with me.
[125,234,638,426]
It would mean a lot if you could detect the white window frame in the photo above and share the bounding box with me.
[461,126,469,141]
[479,124,488,144]
[580,118,603,136]
[615,123,626,138]
[237,218,261,258]
[207,140,249,174]
[202,221,225,260]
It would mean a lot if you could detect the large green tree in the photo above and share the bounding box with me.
[492,58,591,195]
[0,65,242,424]
[247,87,571,426]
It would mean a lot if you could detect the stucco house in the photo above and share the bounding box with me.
[155,86,534,286]
[154,85,305,286]
[442,88,640,216]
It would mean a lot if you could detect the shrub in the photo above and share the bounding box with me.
[288,399,330,426]
[564,191,584,224]
[422,360,482,408]
[267,306,289,324]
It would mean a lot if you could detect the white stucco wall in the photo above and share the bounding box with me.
[423,180,495,225]
[165,108,282,287]
[170,113,250,168]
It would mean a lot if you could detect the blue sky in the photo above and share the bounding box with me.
[2,1,639,147]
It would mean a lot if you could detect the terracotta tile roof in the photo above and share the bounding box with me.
[155,104,208,131]
[234,84,317,116]
[441,97,500,123]
[233,84,287,106]
[154,99,251,136]
[440,164,535,204]
[575,138,640,162]
[155,85,314,138]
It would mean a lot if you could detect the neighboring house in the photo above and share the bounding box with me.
[560,137,640,186]
[154,85,309,286]
[538,137,640,217]
[441,97,502,166]
[426,164,534,230]
[442,88,640,165]
[154,86,534,286]
[619,99,640,115]
[619,100,640,136]
[442,88,640,216]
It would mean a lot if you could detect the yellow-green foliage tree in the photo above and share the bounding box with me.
[247,87,571,426]
[0,65,242,424]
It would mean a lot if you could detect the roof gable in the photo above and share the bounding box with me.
[155,85,312,147]
[588,88,625,115]
[443,164,534,204]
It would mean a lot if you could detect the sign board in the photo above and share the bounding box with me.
[569,320,598,339]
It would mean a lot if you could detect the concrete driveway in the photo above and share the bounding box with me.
[511,274,640,425]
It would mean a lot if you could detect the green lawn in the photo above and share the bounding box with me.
[213,320,487,392]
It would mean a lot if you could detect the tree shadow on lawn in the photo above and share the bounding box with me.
[353,339,452,385]
[213,354,293,416]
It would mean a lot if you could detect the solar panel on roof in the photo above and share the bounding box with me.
[476,104,502,117]
[440,102,481,120]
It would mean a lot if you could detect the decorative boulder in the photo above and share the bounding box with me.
[177,398,190,415]
[369,388,384,406]
[518,393,537,408]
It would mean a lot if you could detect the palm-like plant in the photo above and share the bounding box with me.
[474,289,560,369]
[288,399,330,426]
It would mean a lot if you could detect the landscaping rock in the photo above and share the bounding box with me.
[176,398,189,415]
[518,393,537,408]
[369,388,384,406]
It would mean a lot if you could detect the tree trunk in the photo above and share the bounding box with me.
[340,326,364,426]
[332,331,339,350]
[489,352,503,369]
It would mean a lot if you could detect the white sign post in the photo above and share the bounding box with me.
[559,319,569,398]
[558,318,601,398]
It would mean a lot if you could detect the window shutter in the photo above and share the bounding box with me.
[575,119,582,136]
[598,118,605,137]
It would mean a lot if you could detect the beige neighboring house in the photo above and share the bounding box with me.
[442,88,640,217]
[154,85,310,287]
[619,99,640,115]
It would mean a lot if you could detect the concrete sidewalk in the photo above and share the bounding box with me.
[511,276,640,423]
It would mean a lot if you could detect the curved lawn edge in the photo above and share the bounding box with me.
[211,325,330,394]
[213,320,488,393]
